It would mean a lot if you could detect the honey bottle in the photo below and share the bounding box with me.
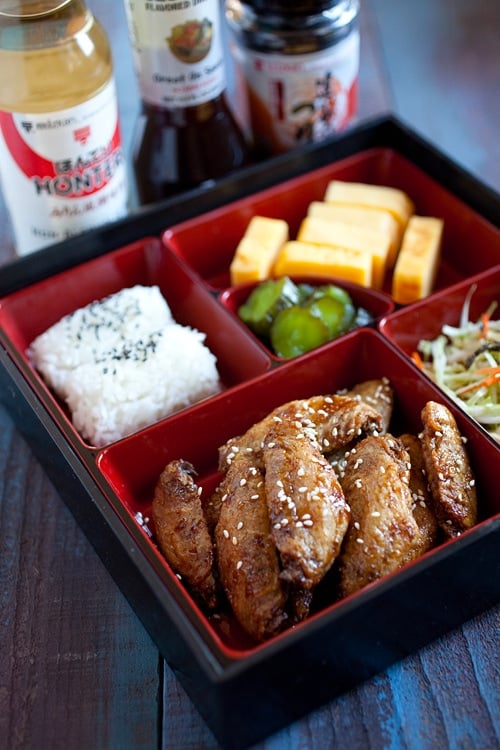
[123,0,248,205]
[0,1,129,256]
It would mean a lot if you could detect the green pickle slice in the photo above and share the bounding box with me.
[270,306,330,358]
[238,277,370,358]
[238,277,300,336]
[308,284,356,333]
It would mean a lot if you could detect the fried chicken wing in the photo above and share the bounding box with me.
[219,393,384,471]
[152,459,219,609]
[400,433,439,552]
[263,421,350,591]
[419,401,478,537]
[214,453,288,642]
[345,377,394,433]
[337,434,424,598]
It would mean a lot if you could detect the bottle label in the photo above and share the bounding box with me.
[0,78,128,256]
[233,30,360,153]
[124,0,226,108]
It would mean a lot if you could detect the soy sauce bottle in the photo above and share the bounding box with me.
[123,0,248,205]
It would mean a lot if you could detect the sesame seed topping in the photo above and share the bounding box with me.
[236,560,243,570]
[223,529,230,539]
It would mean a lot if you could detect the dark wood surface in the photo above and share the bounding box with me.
[1,2,499,749]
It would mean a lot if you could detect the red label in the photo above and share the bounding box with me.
[0,112,123,199]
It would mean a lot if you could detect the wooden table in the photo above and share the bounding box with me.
[1,2,499,748]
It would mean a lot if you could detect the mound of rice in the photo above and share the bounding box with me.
[29,285,221,446]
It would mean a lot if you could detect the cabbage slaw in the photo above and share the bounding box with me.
[413,284,500,443]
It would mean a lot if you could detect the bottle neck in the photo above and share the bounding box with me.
[0,1,76,18]
[0,1,91,50]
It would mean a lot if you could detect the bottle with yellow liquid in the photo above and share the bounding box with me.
[0,1,128,256]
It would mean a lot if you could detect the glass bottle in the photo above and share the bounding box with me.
[123,0,248,205]
[226,0,360,157]
[0,1,128,256]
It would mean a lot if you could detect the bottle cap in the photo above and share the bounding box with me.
[245,0,339,14]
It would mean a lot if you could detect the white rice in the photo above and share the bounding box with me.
[28,285,221,446]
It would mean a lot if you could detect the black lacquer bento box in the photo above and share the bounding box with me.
[1,117,499,750]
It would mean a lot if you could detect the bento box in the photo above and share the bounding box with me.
[0,117,499,749]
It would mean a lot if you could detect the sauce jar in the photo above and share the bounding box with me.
[226,0,360,156]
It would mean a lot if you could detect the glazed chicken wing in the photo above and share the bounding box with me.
[337,434,424,598]
[400,433,439,552]
[419,401,478,536]
[263,420,350,591]
[219,393,385,471]
[345,377,394,433]
[152,459,219,609]
[214,452,289,642]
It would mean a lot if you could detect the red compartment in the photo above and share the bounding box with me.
[97,329,499,659]
[379,265,500,354]
[0,238,271,446]
[379,265,500,441]
[162,148,500,294]
[221,275,395,359]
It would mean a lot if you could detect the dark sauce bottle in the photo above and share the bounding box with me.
[124,0,248,205]
[226,0,360,157]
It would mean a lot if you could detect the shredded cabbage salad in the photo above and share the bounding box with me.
[414,284,500,443]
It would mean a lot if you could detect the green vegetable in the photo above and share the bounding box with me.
[305,296,347,337]
[270,306,330,358]
[238,276,300,336]
[238,276,373,358]
[307,284,356,332]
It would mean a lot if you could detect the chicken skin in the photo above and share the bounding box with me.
[152,459,219,609]
[337,434,425,598]
[419,401,478,537]
[263,420,350,592]
[219,393,385,472]
[399,433,439,553]
[345,377,394,433]
[214,452,288,641]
